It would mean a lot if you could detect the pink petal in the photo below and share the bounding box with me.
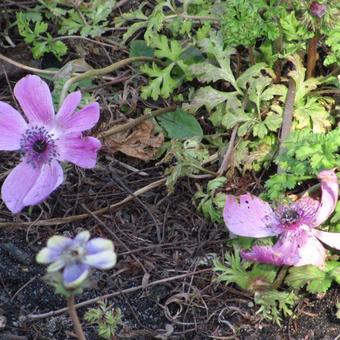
[290,197,319,226]
[56,91,81,124]
[57,100,100,134]
[0,102,27,150]
[313,170,339,226]
[14,75,55,127]
[241,230,304,266]
[224,193,280,238]
[295,230,327,269]
[57,134,101,168]
[23,159,64,206]
[312,229,340,251]
[1,161,41,213]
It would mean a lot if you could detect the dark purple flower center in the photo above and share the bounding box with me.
[32,139,48,153]
[20,126,58,168]
[279,209,300,225]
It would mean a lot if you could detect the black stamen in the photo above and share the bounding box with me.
[33,139,48,153]
[280,209,300,225]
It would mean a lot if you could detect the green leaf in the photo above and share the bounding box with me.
[222,109,253,130]
[207,177,227,192]
[157,109,203,139]
[184,86,239,113]
[122,21,147,43]
[152,35,183,62]
[255,290,298,325]
[140,63,178,100]
[213,246,278,292]
[190,32,239,90]
[129,40,154,57]
[294,96,331,133]
[144,5,166,45]
[285,265,331,293]
[288,54,320,102]
[253,122,268,139]
[32,41,47,59]
[236,63,268,90]
[324,23,340,66]
[180,46,204,65]
[248,76,273,113]
[34,21,48,35]
[264,113,282,132]
[280,11,312,41]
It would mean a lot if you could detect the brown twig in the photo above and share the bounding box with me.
[0,53,56,75]
[26,268,212,320]
[306,34,319,79]
[216,124,239,177]
[248,46,256,65]
[0,178,166,228]
[97,105,177,138]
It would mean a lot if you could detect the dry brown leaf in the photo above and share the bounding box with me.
[104,120,164,161]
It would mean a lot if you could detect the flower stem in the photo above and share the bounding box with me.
[67,295,86,340]
[59,56,156,105]
[306,33,319,79]
[271,266,288,290]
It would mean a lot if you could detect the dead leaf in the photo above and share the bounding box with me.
[104,120,164,161]
[53,58,93,80]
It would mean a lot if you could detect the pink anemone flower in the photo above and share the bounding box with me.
[0,75,101,213]
[223,170,339,268]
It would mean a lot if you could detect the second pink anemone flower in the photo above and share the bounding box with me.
[223,170,339,268]
[0,75,101,213]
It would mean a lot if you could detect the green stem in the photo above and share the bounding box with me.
[271,266,288,290]
[164,14,219,22]
[59,56,156,105]
[67,295,86,340]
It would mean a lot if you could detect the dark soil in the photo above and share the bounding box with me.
[0,166,339,339]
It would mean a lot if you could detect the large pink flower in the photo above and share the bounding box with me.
[223,170,339,268]
[0,75,101,213]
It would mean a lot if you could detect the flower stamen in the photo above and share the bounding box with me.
[280,209,300,225]
[20,126,58,168]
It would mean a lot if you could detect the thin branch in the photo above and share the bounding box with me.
[277,78,296,174]
[97,105,177,139]
[216,124,239,177]
[165,14,219,22]
[0,53,57,75]
[0,178,166,228]
[306,34,319,79]
[26,268,212,320]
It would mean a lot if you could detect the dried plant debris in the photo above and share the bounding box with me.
[104,120,164,161]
